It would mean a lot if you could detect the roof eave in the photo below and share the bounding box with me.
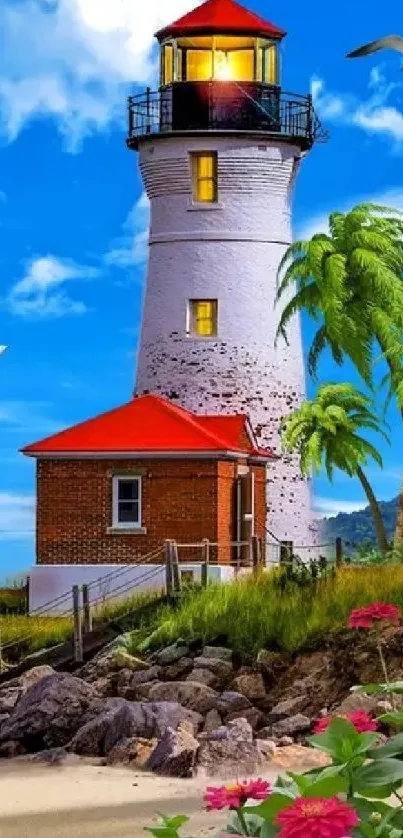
[156,25,286,41]
[21,448,264,460]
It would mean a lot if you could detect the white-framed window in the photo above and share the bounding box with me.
[112,475,142,529]
[188,299,218,337]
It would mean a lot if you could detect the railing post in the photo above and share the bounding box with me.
[146,86,151,134]
[164,540,173,597]
[251,535,260,576]
[171,541,181,594]
[335,537,343,568]
[306,92,313,142]
[82,584,92,634]
[201,538,210,588]
[72,585,83,664]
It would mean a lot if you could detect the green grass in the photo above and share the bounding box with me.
[128,565,403,658]
[0,588,163,664]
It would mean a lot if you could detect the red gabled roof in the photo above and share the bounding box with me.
[156,0,285,41]
[21,393,275,459]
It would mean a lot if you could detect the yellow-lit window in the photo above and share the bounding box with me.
[186,50,213,81]
[190,300,218,337]
[264,45,277,84]
[162,44,173,86]
[191,152,217,203]
[214,49,254,81]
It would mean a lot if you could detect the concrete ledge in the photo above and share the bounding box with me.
[106,526,148,535]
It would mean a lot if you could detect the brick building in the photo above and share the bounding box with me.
[22,394,274,569]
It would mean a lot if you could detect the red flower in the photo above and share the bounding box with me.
[348,602,400,630]
[313,709,378,735]
[275,796,359,838]
[204,779,270,810]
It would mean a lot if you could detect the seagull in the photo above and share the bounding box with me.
[346,35,403,65]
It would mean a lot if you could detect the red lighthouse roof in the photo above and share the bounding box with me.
[155,0,285,41]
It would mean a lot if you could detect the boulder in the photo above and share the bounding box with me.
[256,739,277,759]
[69,700,202,757]
[197,718,263,777]
[0,673,102,752]
[227,707,265,731]
[273,744,330,771]
[20,666,56,689]
[202,647,233,662]
[270,714,311,738]
[188,669,218,689]
[105,736,156,767]
[203,709,223,734]
[146,723,199,777]
[155,645,189,666]
[162,658,194,681]
[78,648,149,682]
[148,681,219,715]
[217,692,252,717]
[0,740,26,759]
[129,682,160,701]
[28,747,69,765]
[266,695,308,722]
[232,672,266,701]
[333,691,403,716]
[194,657,233,677]
[0,688,21,714]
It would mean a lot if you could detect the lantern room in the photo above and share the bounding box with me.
[127,0,327,151]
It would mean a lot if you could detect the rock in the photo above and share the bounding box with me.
[105,649,150,673]
[202,647,233,662]
[0,713,9,727]
[274,744,330,771]
[266,695,308,721]
[28,747,68,765]
[129,682,160,701]
[227,707,265,731]
[0,688,21,714]
[146,723,199,777]
[0,740,26,759]
[256,739,277,759]
[69,700,202,757]
[203,709,223,733]
[0,673,102,752]
[105,737,156,767]
[131,666,162,685]
[279,736,294,747]
[20,666,56,689]
[120,666,162,699]
[148,682,219,715]
[162,658,194,681]
[188,669,218,689]
[197,717,262,777]
[271,714,312,738]
[333,692,403,716]
[156,645,189,666]
[194,657,233,677]
[217,692,252,716]
[232,672,266,701]
[91,678,111,698]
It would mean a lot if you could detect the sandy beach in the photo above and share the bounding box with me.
[0,757,285,838]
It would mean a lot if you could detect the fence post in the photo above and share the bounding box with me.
[201,538,210,587]
[171,541,181,594]
[164,540,173,596]
[25,575,30,616]
[251,535,260,575]
[72,585,83,664]
[0,629,3,672]
[82,584,92,634]
[335,537,343,568]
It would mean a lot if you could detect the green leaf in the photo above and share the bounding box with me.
[307,716,360,761]
[285,772,312,793]
[353,682,403,696]
[377,712,403,729]
[260,822,278,838]
[354,757,403,790]
[369,733,403,759]
[158,816,189,830]
[304,774,349,797]
[354,784,396,799]
[144,829,180,838]
[244,793,295,822]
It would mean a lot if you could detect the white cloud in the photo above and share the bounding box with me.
[6,254,99,318]
[0,0,201,150]
[0,491,35,540]
[296,187,403,240]
[0,400,66,435]
[314,497,368,518]
[312,66,403,148]
[104,192,150,269]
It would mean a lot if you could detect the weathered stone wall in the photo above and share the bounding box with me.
[135,135,317,547]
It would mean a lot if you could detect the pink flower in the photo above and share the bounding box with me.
[313,709,378,735]
[275,796,359,838]
[204,779,270,810]
[347,602,400,630]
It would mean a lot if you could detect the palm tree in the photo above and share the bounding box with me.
[276,202,403,542]
[282,384,390,553]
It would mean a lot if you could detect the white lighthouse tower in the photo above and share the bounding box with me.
[127,0,326,551]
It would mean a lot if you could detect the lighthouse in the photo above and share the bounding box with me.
[127,0,326,551]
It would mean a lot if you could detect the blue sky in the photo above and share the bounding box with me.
[0,0,402,581]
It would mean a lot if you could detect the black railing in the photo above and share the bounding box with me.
[127,83,328,150]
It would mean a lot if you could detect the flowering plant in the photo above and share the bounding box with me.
[144,602,403,838]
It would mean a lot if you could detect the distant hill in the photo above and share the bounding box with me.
[324,495,399,548]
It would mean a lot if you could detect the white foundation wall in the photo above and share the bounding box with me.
[135,135,318,547]
[29,564,235,615]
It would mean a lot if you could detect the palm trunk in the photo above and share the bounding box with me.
[356,465,389,554]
